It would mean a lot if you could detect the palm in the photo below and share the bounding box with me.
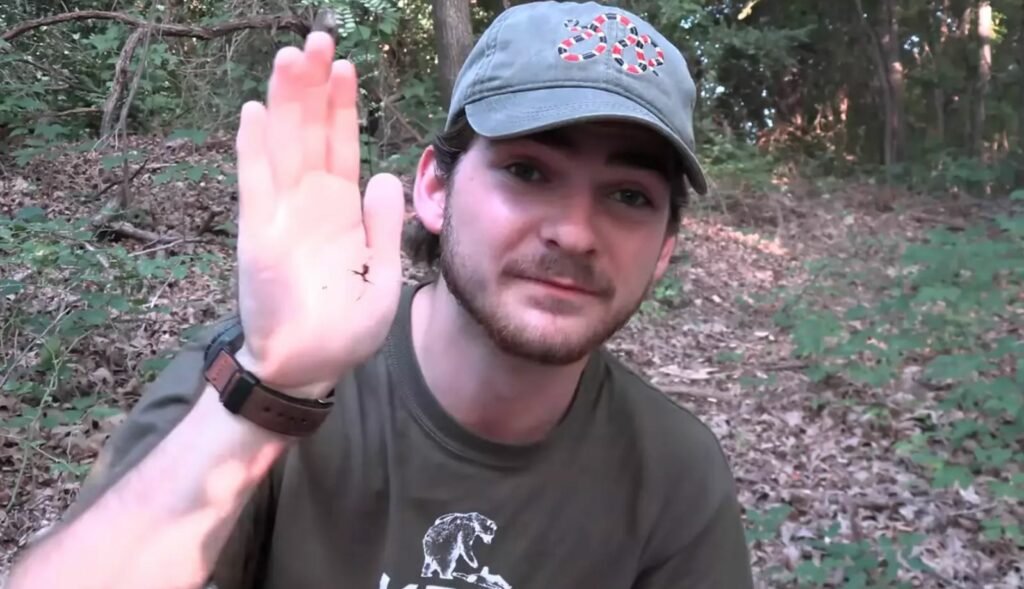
[233,33,404,395]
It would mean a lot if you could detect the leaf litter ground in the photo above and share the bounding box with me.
[0,137,1020,587]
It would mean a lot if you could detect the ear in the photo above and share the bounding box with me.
[651,234,677,283]
[412,145,446,235]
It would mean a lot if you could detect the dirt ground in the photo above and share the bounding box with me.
[0,135,1020,587]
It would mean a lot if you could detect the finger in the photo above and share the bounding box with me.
[299,32,335,173]
[266,46,306,190]
[236,101,275,231]
[326,60,361,183]
[362,173,406,283]
[303,32,335,81]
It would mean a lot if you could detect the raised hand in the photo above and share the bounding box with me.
[232,32,405,399]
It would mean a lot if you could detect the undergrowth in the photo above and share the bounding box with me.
[748,199,1024,586]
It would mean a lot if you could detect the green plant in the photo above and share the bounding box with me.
[0,206,224,497]
[788,527,929,589]
[745,504,793,543]
[746,507,933,588]
[772,214,1023,498]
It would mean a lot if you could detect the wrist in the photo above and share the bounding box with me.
[202,324,336,437]
[233,344,336,401]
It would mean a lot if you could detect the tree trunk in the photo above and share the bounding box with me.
[972,0,992,157]
[1018,11,1024,186]
[881,0,905,164]
[853,0,895,166]
[431,0,475,111]
[100,28,146,139]
[960,5,975,147]
[932,0,951,144]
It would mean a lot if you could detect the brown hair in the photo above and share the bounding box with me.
[402,115,689,267]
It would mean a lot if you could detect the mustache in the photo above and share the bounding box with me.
[503,251,614,296]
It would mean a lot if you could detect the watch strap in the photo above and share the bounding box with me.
[203,325,333,437]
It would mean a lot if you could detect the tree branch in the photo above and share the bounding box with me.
[100,28,146,139]
[104,222,183,245]
[2,10,308,43]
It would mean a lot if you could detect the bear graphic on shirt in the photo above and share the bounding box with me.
[378,512,512,589]
[420,512,510,588]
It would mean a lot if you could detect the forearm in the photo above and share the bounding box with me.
[7,384,290,589]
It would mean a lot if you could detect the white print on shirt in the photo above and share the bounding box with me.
[378,512,512,589]
[451,567,510,589]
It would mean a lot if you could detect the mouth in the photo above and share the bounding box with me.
[515,274,603,298]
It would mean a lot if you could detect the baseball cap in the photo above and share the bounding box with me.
[446,0,707,195]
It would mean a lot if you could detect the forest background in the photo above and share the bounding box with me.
[1,0,1022,587]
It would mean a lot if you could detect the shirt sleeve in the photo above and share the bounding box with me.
[29,314,280,589]
[633,482,754,589]
[630,399,756,589]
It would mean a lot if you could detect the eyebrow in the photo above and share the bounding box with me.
[522,128,676,182]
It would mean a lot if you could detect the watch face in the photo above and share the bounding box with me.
[204,317,244,368]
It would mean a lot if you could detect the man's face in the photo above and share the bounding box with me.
[430,122,678,365]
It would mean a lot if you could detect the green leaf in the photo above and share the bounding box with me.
[34,123,68,141]
[51,461,90,477]
[15,206,47,222]
[1010,189,1024,201]
[100,151,143,169]
[976,447,1014,468]
[80,308,110,326]
[1006,524,1024,547]
[185,164,206,182]
[911,451,944,469]
[932,464,973,488]
[108,296,130,312]
[792,312,841,357]
[913,285,961,304]
[844,305,871,320]
[982,518,1003,541]
[89,405,123,419]
[990,480,1024,500]
[847,362,893,387]
[805,363,831,382]
[924,354,987,381]
[715,350,744,363]
[152,166,179,185]
[39,412,62,428]
[0,279,24,296]
[61,409,85,423]
[844,570,868,589]
[950,419,980,443]
[140,356,172,376]
[72,395,98,410]
[795,561,827,584]
[2,416,34,428]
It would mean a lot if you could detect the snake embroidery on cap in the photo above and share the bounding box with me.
[556,13,665,76]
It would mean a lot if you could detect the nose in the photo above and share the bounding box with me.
[538,187,598,255]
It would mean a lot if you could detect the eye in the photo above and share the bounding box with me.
[504,162,545,183]
[608,189,653,208]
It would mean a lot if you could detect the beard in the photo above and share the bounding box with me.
[438,197,653,366]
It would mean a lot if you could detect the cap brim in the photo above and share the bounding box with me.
[463,87,708,195]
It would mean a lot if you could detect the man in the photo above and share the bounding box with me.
[8,1,753,587]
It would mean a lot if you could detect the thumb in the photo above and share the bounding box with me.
[362,172,406,284]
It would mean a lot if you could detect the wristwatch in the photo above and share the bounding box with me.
[202,319,334,437]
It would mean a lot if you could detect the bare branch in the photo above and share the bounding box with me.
[105,222,183,245]
[100,28,146,139]
[2,10,308,44]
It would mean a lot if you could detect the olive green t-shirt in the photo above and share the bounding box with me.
[57,283,753,588]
